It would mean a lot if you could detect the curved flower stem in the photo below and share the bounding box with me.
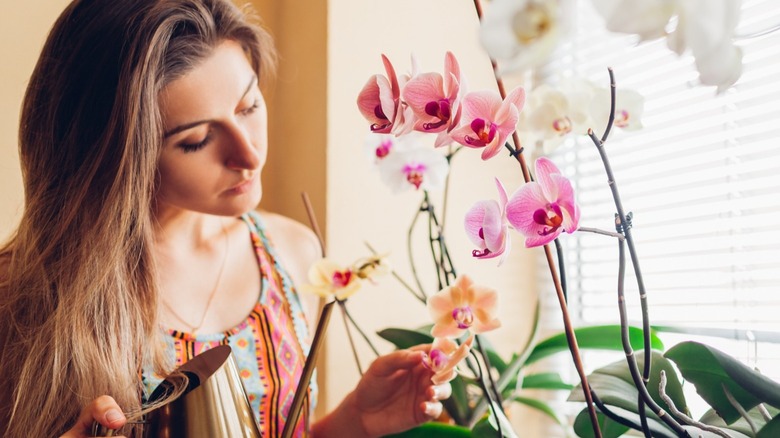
[364,241,426,304]
[616,240,689,437]
[592,67,653,425]
[441,146,464,232]
[341,300,381,357]
[338,300,363,375]
[553,238,567,304]
[475,335,504,408]
[468,350,504,437]
[407,199,428,300]
[423,195,445,291]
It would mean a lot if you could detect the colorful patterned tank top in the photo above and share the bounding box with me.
[142,212,315,437]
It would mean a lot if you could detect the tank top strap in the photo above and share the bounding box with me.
[241,211,312,355]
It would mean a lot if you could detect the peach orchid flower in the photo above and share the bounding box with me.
[464,178,511,266]
[401,52,463,147]
[427,275,501,339]
[424,336,474,385]
[506,157,580,248]
[449,87,525,160]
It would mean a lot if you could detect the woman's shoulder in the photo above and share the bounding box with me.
[252,210,321,275]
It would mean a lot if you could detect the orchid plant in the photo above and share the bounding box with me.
[300,1,780,437]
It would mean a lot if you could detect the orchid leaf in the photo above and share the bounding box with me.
[520,372,573,391]
[377,327,433,349]
[569,351,685,437]
[666,341,780,424]
[384,422,471,438]
[757,415,780,438]
[525,325,664,365]
[574,404,676,438]
[700,405,780,437]
[512,396,564,425]
[573,408,630,438]
[680,426,751,438]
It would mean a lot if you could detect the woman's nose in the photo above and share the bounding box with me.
[224,122,261,171]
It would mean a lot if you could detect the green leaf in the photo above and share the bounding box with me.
[666,341,780,424]
[383,422,471,438]
[521,372,573,391]
[377,327,433,349]
[526,325,664,365]
[700,405,780,437]
[568,351,688,418]
[573,405,675,438]
[572,408,629,438]
[758,415,780,438]
[512,396,564,425]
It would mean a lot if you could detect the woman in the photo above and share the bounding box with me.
[0,0,450,436]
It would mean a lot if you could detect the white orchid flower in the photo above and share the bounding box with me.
[377,145,449,193]
[591,0,743,92]
[590,0,675,41]
[589,87,645,133]
[479,0,562,74]
[667,0,742,92]
[517,82,593,152]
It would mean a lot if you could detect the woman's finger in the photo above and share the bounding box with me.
[429,382,452,401]
[59,395,126,438]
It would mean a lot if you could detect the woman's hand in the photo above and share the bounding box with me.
[311,348,452,438]
[59,395,127,438]
[352,349,452,437]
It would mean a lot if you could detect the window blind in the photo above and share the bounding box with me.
[539,0,780,383]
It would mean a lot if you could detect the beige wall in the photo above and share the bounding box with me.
[0,0,70,240]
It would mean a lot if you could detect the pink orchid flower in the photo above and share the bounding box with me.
[424,335,474,385]
[427,275,501,339]
[464,178,511,266]
[357,55,406,134]
[401,52,463,147]
[506,157,580,248]
[450,86,525,160]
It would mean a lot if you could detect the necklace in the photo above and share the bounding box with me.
[162,218,230,335]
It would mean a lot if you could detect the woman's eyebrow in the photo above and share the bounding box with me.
[163,74,258,138]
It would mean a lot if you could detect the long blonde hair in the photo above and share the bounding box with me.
[0,0,275,436]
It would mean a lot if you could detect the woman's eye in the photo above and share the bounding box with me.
[179,132,212,153]
[240,100,260,116]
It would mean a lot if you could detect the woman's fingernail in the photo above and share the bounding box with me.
[105,408,124,424]
[431,386,441,399]
[423,401,437,417]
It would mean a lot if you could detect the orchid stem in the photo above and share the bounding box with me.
[544,244,602,438]
[338,300,363,376]
[364,241,426,304]
[578,226,625,240]
[553,238,567,304]
[593,68,654,429]
[591,390,645,432]
[469,350,504,437]
[658,371,732,438]
[616,239,689,436]
[407,200,428,300]
[475,334,504,408]
[341,301,381,357]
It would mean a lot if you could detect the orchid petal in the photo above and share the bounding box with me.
[381,54,400,100]
[506,183,549,235]
[534,157,563,201]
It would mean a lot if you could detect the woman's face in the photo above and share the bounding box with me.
[156,40,267,218]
